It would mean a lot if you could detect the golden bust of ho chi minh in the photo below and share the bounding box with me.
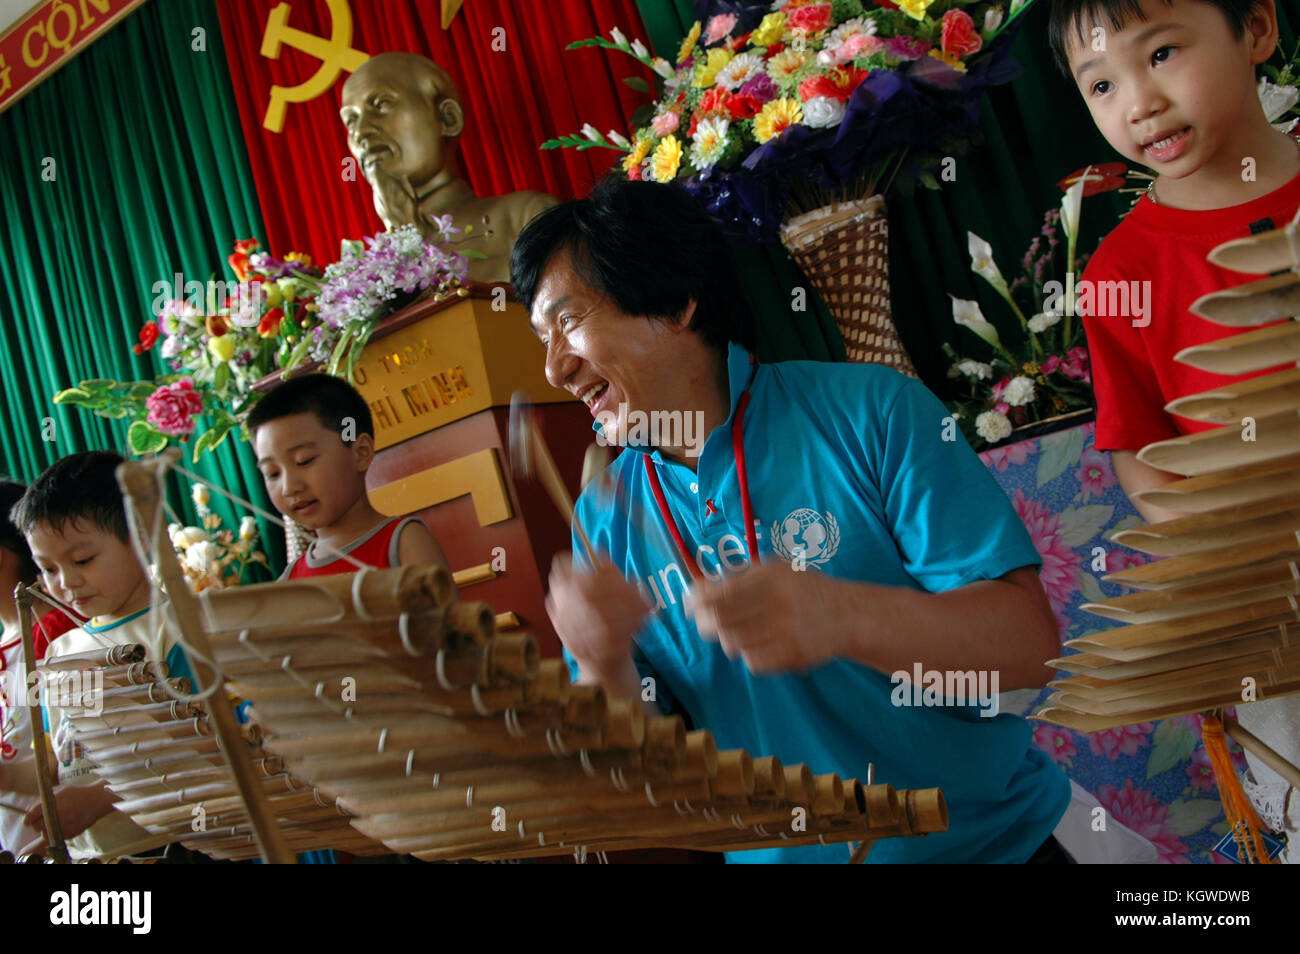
[340,51,559,284]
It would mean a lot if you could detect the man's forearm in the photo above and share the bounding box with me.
[577,656,661,719]
[831,570,1059,691]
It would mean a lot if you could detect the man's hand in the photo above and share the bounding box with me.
[22,780,119,854]
[545,552,651,675]
[687,562,858,674]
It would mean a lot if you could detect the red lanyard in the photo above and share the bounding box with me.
[644,389,759,580]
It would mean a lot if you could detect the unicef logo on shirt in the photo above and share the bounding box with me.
[771,508,840,569]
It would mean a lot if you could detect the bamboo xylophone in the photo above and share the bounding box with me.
[1033,225,1300,737]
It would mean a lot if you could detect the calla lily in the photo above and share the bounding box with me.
[1061,164,1089,250]
[1258,77,1299,123]
[631,39,649,59]
[967,232,1008,295]
[581,123,602,142]
[607,130,631,149]
[951,296,1002,347]
[651,57,674,79]
[610,27,629,49]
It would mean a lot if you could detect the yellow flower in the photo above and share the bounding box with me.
[623,136,652,173]
[209,335,236,363]
[750,12,786,47]
[651,136,682,182]
[928,48,968,73]
[693,48,734,88]
[754,98,803,143]
[897,0,936,19]
[676,20,702,65]
[285,252,312,267]
[766,49,809,83]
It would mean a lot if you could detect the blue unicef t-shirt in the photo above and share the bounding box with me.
[567,343,1070,863]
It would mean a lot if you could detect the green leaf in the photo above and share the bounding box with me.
[77,378,117,391]
[622,76,651,92]
[1109,513,1147,533]
[127,421,169,455]
[1162,797,1224,838]
[1146,720,1199,779]
[213,362,231,392]
[53,387,92,404]
[918,170,941,190]
[1077,569,1106,603]
[1036,425,1087,488]
[1057,504,1114,547]
[96,406,129,419]
[129,381,158,400]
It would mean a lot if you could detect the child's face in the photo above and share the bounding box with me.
[26,520,149,621]
[1066,0,1273,179]
[253,412,374,532]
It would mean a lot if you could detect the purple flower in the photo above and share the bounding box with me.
[738,71,777,103]
[885,36,931,61]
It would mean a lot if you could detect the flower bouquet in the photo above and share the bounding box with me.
[544,0,1034,371]
[943,168,1105,449]
[169,483,270,593]
[55,223,467,461]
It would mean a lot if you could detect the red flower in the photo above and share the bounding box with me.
[798,67,868,103]
[873,0,899,9]
[1057,162,1129,196]
[698,87,729,114]
[228,252,252,281]
[726,92,765,119]
[787,3,832,34]
[205,315,229,338]
[145,378,204,437]
[233,239,260,254]
[258,307,285,339]
[940,10,983,58]
[626,163,643,181]
[763,42,786,58]
[132,320,160,355]
[727,31,752,52]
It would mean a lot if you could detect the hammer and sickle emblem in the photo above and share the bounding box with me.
[259,0,369,133]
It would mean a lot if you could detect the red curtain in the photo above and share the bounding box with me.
[215,0,652,265]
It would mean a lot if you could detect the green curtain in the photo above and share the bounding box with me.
[632,0,1300,390]
[0,0,282,569]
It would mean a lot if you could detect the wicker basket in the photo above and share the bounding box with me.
[779,196,918,377]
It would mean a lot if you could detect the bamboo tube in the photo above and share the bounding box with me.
[750,756,786,800]
[40,644,145,671]
[95,678,193,706]
[782,764,816,805]
[453,562,496,587]
[207,610,457,655]
[494,612,520,631]
[1223,716,1300,789]
[71,699,201,728]
[524,660,570,707]
[17,588,69,864]
[118,457,295,865]
[77,715,209,746]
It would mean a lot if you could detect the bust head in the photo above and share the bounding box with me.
[340,52,466,193]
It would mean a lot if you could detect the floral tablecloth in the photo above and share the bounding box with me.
[979,421,1244,864]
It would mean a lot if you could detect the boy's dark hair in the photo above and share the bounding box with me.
[8,452,129,542]
[0,480,39,584]
[510,177,755,354]
[1048,0,1264,75]
[247,373,374,443]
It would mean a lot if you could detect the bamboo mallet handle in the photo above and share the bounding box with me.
[16,586,69,864]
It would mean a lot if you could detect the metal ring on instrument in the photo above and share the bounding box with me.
[436,651,455,691]
[238,628,272,662]
[432,772,440,790]
[546,727,566,757]
[377,728,388,753]
[465,786,474,808]
[404,749,415,777]
[398,613,418,656]
[644,782,658,808]
[471,684,491,717]
[505,709,525,739]
[611,767,629,792]
[350,567,375,619]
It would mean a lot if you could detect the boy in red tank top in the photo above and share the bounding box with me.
[248,374,453,583]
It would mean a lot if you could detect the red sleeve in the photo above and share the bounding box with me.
[32,609,82,662]
[1080,243,1180,452]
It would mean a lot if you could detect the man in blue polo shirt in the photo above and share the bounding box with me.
[511,178,1071,863]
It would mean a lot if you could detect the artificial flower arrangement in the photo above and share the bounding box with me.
[55,221,467,461]
[169,483,269,593]
[543,0,1035,240]
[942,167,1101,449]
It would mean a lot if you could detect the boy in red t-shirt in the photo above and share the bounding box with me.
[1050,0,1298,523]
[248,374,453,581]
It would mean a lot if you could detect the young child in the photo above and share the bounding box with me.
[9,451,192,860]
[1052,0,1299,861]
[248,373,452,582]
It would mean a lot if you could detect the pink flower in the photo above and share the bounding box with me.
[940,9,982,57]
[1095,779,1189,863]
[884,36,931,61]
[703,13,738,46]
[651,111,680,136]
[1062,346,1091,383]
[991,377,1009,400]
[1186,746,1218,793]
[1075,448,1116,499]
[1105,549,1147,574]
[1011,489,1081,633]
[145,378,204,437]
[1088,722,1155,761]
[994,401,1010,415]
[1033,724,1078,766]
[979,440,1032,473]
[1041,355,1062,375]
[787,3,833,35]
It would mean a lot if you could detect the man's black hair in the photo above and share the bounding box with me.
[510,176,756,353]
[8,452,129,542]
[247,373,374,443]
[0,479,39,584]
[1048,0,1264,76]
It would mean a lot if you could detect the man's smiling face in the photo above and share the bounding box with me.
[529,248,694,446]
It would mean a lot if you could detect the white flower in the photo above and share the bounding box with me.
[1003,375,1037,407]
[951,296,1002,347]
[802,96,847,128]
[1010,0,1029,13]
[173,526,207,550]
[956,360,994,380]
[1028,311,1062,333]
[631,39,649,59]
[825,17,876,49]
[581,123,602,142]
[184,540,219,574]
[192,484,210,509]
[609,27,629,49]
[239,516,258,541]
[976,410,1013,443]
[652,57,674,79]
[161,335,181,359]
[1061,165,1089,247]
[984,8,1004,33]
[967,232,1008,293]
[690,117,731,169]
[714,53,764,91]
[607,130,630,148]
[1258,76,1299,123]
[167,522,182,543]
